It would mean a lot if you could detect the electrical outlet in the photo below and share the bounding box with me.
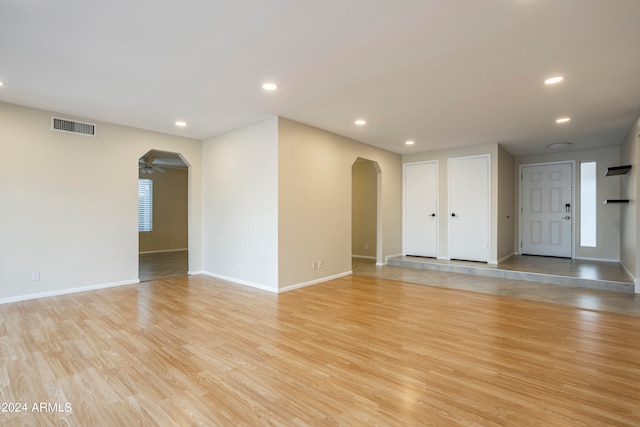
[318,260,323,269]
[31,271,40,281]
[312,261,317,270]
[364,243,369,249]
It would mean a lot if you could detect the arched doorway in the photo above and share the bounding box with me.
[138,149,189,281]
[351,158,382,267]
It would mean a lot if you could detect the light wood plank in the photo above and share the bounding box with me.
[1,274,640,426]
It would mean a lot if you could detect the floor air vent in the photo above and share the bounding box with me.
[51,117,97,136]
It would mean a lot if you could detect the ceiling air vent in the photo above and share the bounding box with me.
[51,116,97,137]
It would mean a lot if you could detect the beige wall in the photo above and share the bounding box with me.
[498,145,515,261]
[352,159,378,258]
[403,143,503,263]
[515,146,621,261]
[0,102,202,302]
[278,118,402,289]
[620,117,639,286]
[202,117,279,291]
[138,167,188,253]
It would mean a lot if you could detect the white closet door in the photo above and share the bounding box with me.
[448,155,490,262]
[404,162,438,257]
[521,163,573,257]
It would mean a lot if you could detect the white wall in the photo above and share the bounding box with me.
[515,146,621,262]
[278,118,402,290]
[619,117,639,286]
[202,117,279,291]
[0,102,203,302]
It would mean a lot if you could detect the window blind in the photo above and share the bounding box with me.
[138,178,153,232]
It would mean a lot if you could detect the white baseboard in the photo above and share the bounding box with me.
[139,248,188,255]
[497,252,516,264]
[202,270,353,294]
[352,255,376,260]
[0,279,140,305]
[620,262,639,293]
[202,272,278,293]
[278,271,352,293]
[384,253,403,264]
[188,270,204,276]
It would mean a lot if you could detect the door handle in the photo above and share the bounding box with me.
[430,213,436,217]
[451,213,458,217]
[563,216,571,220]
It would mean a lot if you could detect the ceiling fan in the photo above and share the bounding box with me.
[139,156,166,174]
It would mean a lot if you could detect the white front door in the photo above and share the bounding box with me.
[521,163,573,257]
[404,161,438,257]
[448,155,490,262]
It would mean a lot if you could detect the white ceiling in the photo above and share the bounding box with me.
[1,0,639,156]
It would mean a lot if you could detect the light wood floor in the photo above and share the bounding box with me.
[2,274,640,426]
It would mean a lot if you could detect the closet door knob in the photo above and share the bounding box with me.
[430,213,436,217]
[451,213,458,217]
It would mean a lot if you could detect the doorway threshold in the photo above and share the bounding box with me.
[387,255,634,294]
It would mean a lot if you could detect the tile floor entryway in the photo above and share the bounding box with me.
[353,257,640,317]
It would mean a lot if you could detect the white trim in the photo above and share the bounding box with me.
[384,253,403,264]
[202,271,278,293]
[188,270,204,276]
[352,254,376,260]
[203,271,353,294]
[278,271,352,293]
[497,252,516,264]
[0,279,139,305]
[139,248,188,255]
[620,262,639,293]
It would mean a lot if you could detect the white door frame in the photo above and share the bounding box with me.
[402,160,439,257]
[447,154,491,263]
[519,161,576,259]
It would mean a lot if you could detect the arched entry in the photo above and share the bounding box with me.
[138,149,190,281]
[351,158,382,266]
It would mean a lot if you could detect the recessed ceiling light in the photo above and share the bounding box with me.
[405,140,415,145]
[545,76,564,85]
[175,121,187,127]
[355,119,366,126]
[547,142,572,150]
[0,81,4,86]
[556,117,571,124]
[262,83,278,91]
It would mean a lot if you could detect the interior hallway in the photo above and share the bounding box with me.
[139,251,188,282]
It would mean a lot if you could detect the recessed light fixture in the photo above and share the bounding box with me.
[405,140,415,145]
[355,119,366,126]
[545,76,564,85]
[262,83,278,91]
[547,142,572,150]
[175,121,187,127]
[0,81,4,86]
[556,117,571,124]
